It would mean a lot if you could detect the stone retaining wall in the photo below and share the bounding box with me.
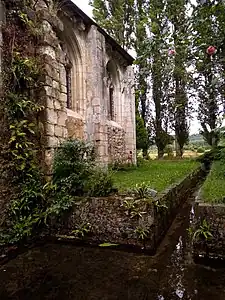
[55,166,204,254]
[192,202,225,260]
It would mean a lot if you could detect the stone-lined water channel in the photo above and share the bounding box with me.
[0,188,225,300]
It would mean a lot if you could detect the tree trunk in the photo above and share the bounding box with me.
[143,147,149,159]
[175,140,183,158]
[158,148,164,159]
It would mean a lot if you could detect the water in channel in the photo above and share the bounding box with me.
[0,189,225,300]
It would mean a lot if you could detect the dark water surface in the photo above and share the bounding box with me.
[0,192,225,300]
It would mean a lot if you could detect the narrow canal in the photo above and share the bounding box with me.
[0,187,225,300]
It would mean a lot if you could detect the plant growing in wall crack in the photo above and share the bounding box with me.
[133,182,153,199]
[131,182,167,213]
[135,227,149,240]
[72,223,91,239]
[135,226,150,249]
[152,199,168,213]
[121,199,146,219]
[192,219,213,242]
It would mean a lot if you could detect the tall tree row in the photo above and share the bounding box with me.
[89,0,135,49]
[192,0,225,147]
[90,0,225,157]
[167,0,190,156]
[148,0,173,158]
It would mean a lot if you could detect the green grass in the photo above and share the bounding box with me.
[201,161,225,203]
[112,160,199,193]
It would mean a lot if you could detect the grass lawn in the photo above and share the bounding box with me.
[201,161,225,203]
[113,160,199,193]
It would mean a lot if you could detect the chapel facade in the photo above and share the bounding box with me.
[0,0,136,168]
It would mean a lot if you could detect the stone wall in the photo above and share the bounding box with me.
[0,0,136,193]
[107,121,127,164]
[38,0,136,167]
[55,166,204,254]
[192,202,225,260]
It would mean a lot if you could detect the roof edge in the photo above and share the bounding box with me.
[63,0,135,65]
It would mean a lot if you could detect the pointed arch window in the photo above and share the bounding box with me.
[109,83,114,120]
[65,55,72,109]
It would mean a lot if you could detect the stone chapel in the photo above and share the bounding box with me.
[0,0,136,168]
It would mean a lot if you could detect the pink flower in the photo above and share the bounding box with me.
[168,49,176,56]
[206,46,216,55]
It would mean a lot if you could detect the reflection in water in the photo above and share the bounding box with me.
[168,236,186,299]
[0,189,225,300]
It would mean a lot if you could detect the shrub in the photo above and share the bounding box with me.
[53,139,114,197]
[53,139,95,195]
[137,156,145,167]
[197,147,205,153]
[84,168,114,197]
[136,114,148,151]
[214,147,225,161]
[110,161,136,171]
[165,145,174,158]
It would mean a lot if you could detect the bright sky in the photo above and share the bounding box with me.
[72,0,93,18]
[72,0,201,135]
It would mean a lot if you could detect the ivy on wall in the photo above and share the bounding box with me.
[0,0,116,245]
[1,0,47,242]
[0,0,73,244]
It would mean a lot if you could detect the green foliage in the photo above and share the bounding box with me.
[197,147,205,154]
[136,156,146,167]
[192,219,213,242]
[89,0,135,49]
[121,198,146,219]
[99,242,119,247]
[109,161,136,171]
[136,114,149,151]
[53,139,114,197]
[134,226,149,241]
[191,1,225,146]
[85,168,114,197]
[1,1,77,245]
[72,223,91,238]
[165,145,174,158]
[53,139,96,195]
[133,182,152,199]
[214,147,225,162]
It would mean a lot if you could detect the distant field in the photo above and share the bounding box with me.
[113,160,199,193]
[148,150,201,159]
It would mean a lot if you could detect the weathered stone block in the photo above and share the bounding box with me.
[53,80,60,90]
[46,98,54,109]
[46,123,54,136]
[60,91,67,103]
[46,108,58,125]
[62,127,68,139]
[57,111,67,126]
[54,125,63,137]
[47,136,59,148]
[43,61,60,81]
[40,45,56,60]
[66,111,84,139]
[54,99,62,110]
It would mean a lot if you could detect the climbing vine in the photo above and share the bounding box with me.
[0,0,47,242]
[0,0,75,244]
